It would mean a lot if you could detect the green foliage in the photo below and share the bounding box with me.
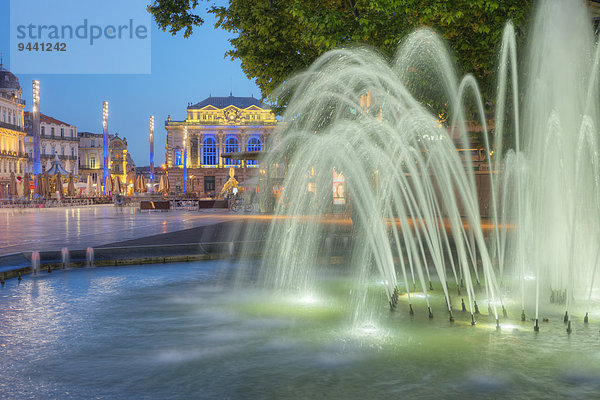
[147,0,531,114]
[147,0,204,38]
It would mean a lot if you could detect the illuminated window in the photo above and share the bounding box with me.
[224,137,239,166]
[247,137,261,166]
[174,149,183,166]
[203,137,217,166]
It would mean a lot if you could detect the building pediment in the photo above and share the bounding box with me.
[198,105,219,111]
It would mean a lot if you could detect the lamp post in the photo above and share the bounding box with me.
[102,101,109,195]
[32,80,41,194]
[149,115,155,194]
[183,126,188,193]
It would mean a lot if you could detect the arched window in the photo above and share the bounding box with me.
[203,137,217,166]
[174,148,182,166]
[224,137,239,166]
[247,137,261,166]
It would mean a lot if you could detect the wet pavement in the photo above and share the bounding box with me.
[0,206,237,255]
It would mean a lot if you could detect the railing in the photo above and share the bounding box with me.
[0,150,28,158]
[0,121,25,132]
[0,92,25,105]
[165,120,277,127]
[40,154,77,160]
[39,133,79,142]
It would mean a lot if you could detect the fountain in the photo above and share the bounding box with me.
[3,1,600,398]
[31,251,40,276]
[61,247,70,269]
[243,0,600,332]
[86,247,94,268]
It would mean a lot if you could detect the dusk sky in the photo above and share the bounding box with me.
[0,0,260,166]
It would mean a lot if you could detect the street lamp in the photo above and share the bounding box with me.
[183,126,188,193]
[149,115,155,194]
[32,81,41,192]
[102,101,109,195]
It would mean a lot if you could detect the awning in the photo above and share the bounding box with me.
[46,155,70,176]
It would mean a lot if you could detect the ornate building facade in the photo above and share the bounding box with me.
[78,132,133,184]
[24,112,79,174]
[0,61,27,196]
[165,94,277,195]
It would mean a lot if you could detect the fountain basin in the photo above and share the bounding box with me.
[1,260,599,399]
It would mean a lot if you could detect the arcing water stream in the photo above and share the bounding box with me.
[250,0,600,332]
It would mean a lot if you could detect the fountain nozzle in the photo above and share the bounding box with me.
[584,312,589,324]
[461,298,466,312]
[502,306,508,318]
[428,307,434,319]
[389,287,399,311]
[567,320,572,334]
[449,310,454,322]
[534,319,539,332]
[409,304,414,315]
[521,310,526,321]
[496,319,500,330]
[429,281,433,291]
[18,273,22,281]
[564,311,569,323]
[474,301,480,315]
[471,314,476,326]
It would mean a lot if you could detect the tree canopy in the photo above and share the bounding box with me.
[148,0,531,114]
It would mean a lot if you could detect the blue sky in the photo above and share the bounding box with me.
[0,0,260,166]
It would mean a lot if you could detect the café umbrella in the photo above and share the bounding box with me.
[86,175,94,197]
[157,176,165,194]
[110,176,116,194]
[55,173,64,197]
[8,172,18,197]
[35,174,42,197]
[22,172,31,198]
[67,173,76,197]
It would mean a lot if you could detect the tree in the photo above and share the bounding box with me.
[148,0,531,114]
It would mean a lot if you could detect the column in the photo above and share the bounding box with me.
[217,131,225,168]
[197,133,203,167]
[239,131,248,168]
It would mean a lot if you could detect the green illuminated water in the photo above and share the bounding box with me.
[2,261,600,399]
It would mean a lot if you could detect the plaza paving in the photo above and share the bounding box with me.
[0,205,240,256]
